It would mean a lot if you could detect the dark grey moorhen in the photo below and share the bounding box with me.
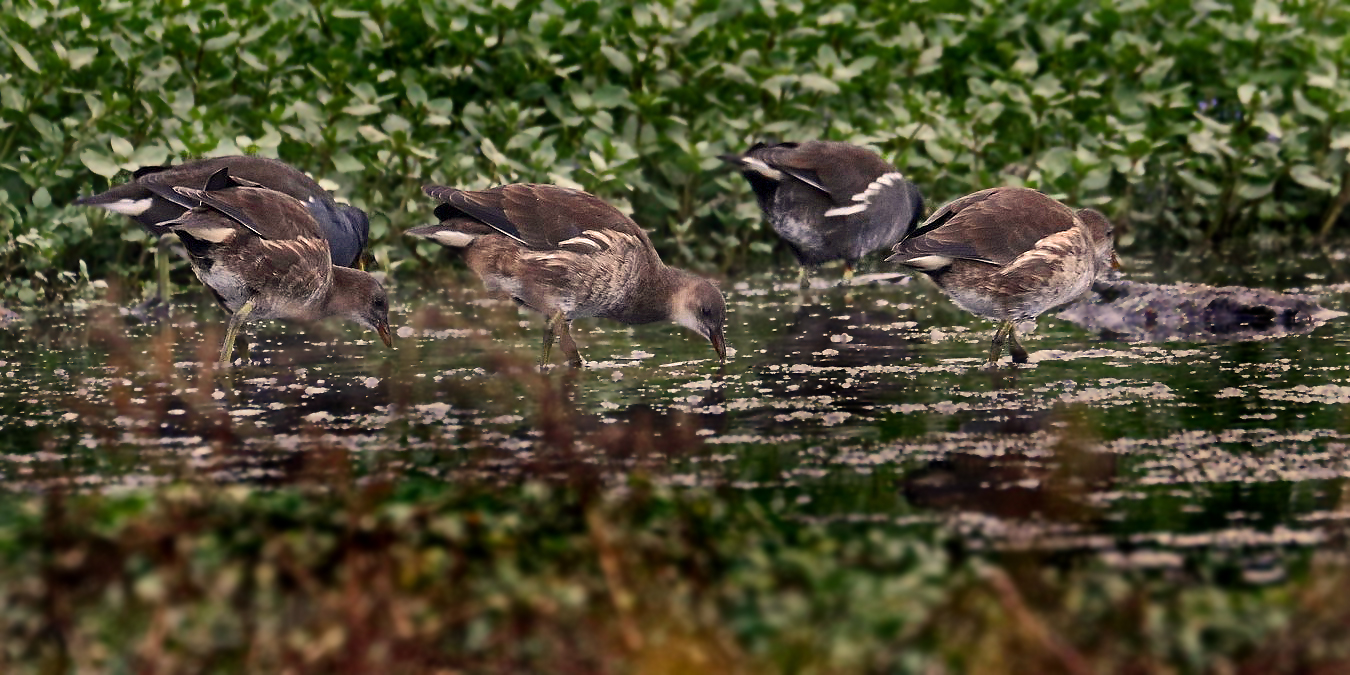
[721,141,924,285]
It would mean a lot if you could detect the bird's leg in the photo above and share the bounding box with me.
[235,332,251,364]
[559,320,584,368]
[1008,325,1029,364]
[988,321,1010,365]
[842,262,855,284]
[220,298,255,366]
[540,310,564,368]
[796,266,810,289]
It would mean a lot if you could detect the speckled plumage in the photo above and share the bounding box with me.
[410,183,727,367]
[145,171,390,363]
[887,187,1116,364]
[720,141,924,272]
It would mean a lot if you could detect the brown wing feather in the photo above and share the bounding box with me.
[177,186,320,241]
[425,183,653,253]
[893,187,1077,266]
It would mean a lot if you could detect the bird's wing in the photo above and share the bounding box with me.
[423,183,651,254]
[890,187,1076,267]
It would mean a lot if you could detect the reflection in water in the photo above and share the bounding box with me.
[903,405,1118,541]
[3,269,1350,566]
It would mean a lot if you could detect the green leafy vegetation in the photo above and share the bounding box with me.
[1,0,1349,305]
[2,475,1349,672]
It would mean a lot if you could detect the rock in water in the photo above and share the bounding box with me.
[1057,278,1345,342]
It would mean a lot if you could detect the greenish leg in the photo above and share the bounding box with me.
[1008,326,1029,364]
[559,320,584,368]
[540,310,564,368]
[235,332,250,364]
[797,266,810,289]
[988,321,1011,365]
[219,298,255,366]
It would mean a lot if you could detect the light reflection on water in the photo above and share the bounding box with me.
[2,257,1349,574]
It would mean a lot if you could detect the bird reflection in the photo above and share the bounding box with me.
[902,406,1117,525]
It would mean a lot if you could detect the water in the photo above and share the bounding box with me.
[2,253,1349,576]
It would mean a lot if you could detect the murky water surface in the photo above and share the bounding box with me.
[4,253,1350,573]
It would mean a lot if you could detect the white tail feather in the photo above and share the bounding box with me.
[898,255,953,271]
[424,230,478,247]
[100,198,153,216]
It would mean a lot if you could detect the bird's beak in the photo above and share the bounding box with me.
[376,321,393,348]
[708,329,727,364]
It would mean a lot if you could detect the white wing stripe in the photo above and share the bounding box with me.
[558,235,603,251]
[824,203,869,217]
[833,171,907,218]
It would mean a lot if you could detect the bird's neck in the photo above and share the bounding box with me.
[607,263,685,325]
[315,266,368,320]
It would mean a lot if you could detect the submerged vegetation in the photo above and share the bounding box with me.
[2,0,1350,304]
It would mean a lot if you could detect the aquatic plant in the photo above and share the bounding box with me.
[1,0,1349,305]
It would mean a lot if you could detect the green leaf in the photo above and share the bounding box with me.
[1253,112,1281,140]
[80,149,121,179]
[591,85,628,109]
[203,33,239,52]
[924,139,954,165]
[110,137,133,158]
[131,144,170,167]
[1177,170,1221,196]
[1237,181,1274,200]
[4,35,39,74]
[799,74,841,95]
[1012,51,1038,76]
[357,125,389,143]
[600,45,632,75]
[31,187,50,209]
[383,114,411,135]
[66,46,98,70]
[1290,165,1335,192]
[332,152,364,174]
[480,138,510,167]
[1293,90,1329,122]
[343,103,382,116]
[405,83,428,108]
[1037,147,1073,178]
[1237,83,1256,106]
